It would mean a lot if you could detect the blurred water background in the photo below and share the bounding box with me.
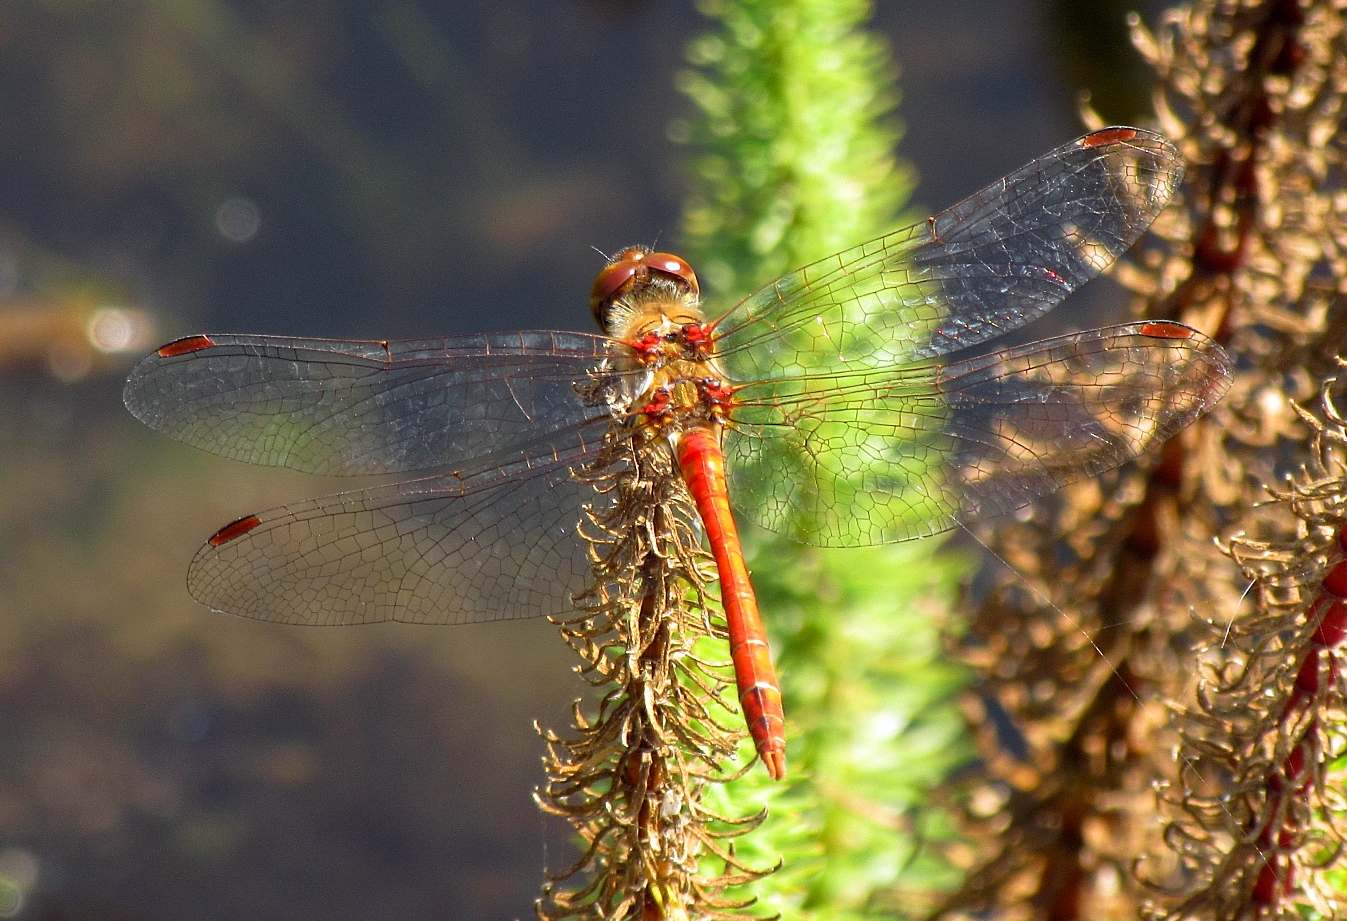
[0,1,1157,918]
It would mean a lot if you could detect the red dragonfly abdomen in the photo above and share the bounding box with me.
[675,425,786,779]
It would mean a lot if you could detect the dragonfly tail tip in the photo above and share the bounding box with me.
[761,750,787,781]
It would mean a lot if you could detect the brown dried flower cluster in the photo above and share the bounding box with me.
[1161,376,1347,921]
[534,418,769,921]
[934,1,1347,920]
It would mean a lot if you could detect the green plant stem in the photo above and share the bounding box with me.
[679,0,973,916]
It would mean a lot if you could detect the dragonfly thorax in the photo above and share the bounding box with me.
[610,298,732,442]
[635,371,733,434]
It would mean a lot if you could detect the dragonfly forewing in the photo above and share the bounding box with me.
[712,129,1183,382]
[124,331,615,476]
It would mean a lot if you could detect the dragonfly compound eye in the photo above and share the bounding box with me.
[643,253,699,297]
[590,248,701,333]
[590,249,646,329]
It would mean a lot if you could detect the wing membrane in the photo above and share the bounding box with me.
[723,322,1231,546]
[713,129,1183,381]
[188,441,605,625]
[124,331,614,475]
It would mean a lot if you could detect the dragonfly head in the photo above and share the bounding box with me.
[590,247,700,337]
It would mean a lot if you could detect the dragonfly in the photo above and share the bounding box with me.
[124,127,1232,781]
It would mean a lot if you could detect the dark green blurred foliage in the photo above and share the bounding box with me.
[679,0,972,916]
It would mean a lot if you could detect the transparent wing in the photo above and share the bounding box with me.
[713,128,1183,381]
[187,442,606,625]
[724,322,1231,547]
[124,331,614,475]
